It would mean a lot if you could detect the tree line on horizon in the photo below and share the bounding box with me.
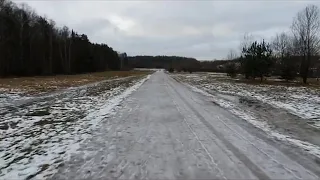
[128,55,199,71]
[0,0,121,77]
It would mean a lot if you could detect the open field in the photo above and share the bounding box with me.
[201,72,320,88]
[172,72,320,122]
[171,72,320,154]
[0,70,152,109]
[0,73,151,179]
[0,70,151,94]
[239,77,320,87]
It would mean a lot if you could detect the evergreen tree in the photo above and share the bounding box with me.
[242,40,273,82]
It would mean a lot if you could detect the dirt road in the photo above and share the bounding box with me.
[52,71,319,179]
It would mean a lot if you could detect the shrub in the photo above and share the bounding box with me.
[226,63,237,78]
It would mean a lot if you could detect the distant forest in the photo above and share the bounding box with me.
[128,56,199,70]
[0,0,120,77]
[128,56,237,73]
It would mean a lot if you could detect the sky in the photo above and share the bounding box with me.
[13,0,320,60]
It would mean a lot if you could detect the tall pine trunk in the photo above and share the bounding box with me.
[64,39,68,73]
[68,38,72,73]
[48,30,52,74]
[19,24,24,74]
[59,40,64,73]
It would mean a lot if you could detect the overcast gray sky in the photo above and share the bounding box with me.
[13,0,320,60]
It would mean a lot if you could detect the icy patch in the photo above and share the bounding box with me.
[85,74,151,129]
[188,84,320,159]
[0,75,150,180]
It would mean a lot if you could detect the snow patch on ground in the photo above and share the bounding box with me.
[0,75,150,180]
[174,73,320,126]
[188,84,320,159]
[0,76,135,112]
[204,82,320,122]
[0,89,32,107]
[84,75,151,130]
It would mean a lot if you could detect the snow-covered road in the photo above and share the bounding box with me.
[49,71,320,179]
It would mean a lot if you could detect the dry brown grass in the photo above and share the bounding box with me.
[0,70,152,94]
[215,74,320,89]
[233,79,320,89]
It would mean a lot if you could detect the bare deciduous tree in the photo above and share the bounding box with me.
[227,49,237,60]
[239,33,255,53]
[272,32,291,59]
[292,4,320,83]
[272,32,298,81]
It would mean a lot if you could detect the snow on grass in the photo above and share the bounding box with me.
[174,73,320,125]
[187,83,320,159]
[0,76,137,112]
[0,75,150,180]
[0,89,32,107]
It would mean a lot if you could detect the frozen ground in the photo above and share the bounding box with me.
[2,71,320,179]
[50,71,320,179]
[0,89,31,108]
[0,75,150,179]
[173,73,320,126]
[172,73,320,157]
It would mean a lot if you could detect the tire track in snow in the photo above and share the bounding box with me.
[169,75,318,179]
[166,77,271,180]
[178,79,318,179]
[164,82,227,180]
[181,84,306,179]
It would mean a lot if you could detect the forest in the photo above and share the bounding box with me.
[0,0,120,77]
[128,55,199,70]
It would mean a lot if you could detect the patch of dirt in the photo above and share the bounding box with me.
[26,109,51,117]
[0,123,9,130]
[239,97,262,108]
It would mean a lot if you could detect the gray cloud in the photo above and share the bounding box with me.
[13,0,320,60]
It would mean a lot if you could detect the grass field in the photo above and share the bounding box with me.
[196,72,320,89]
[0,70,152,94]
[235,76,320,88]
[172,72,320,126]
